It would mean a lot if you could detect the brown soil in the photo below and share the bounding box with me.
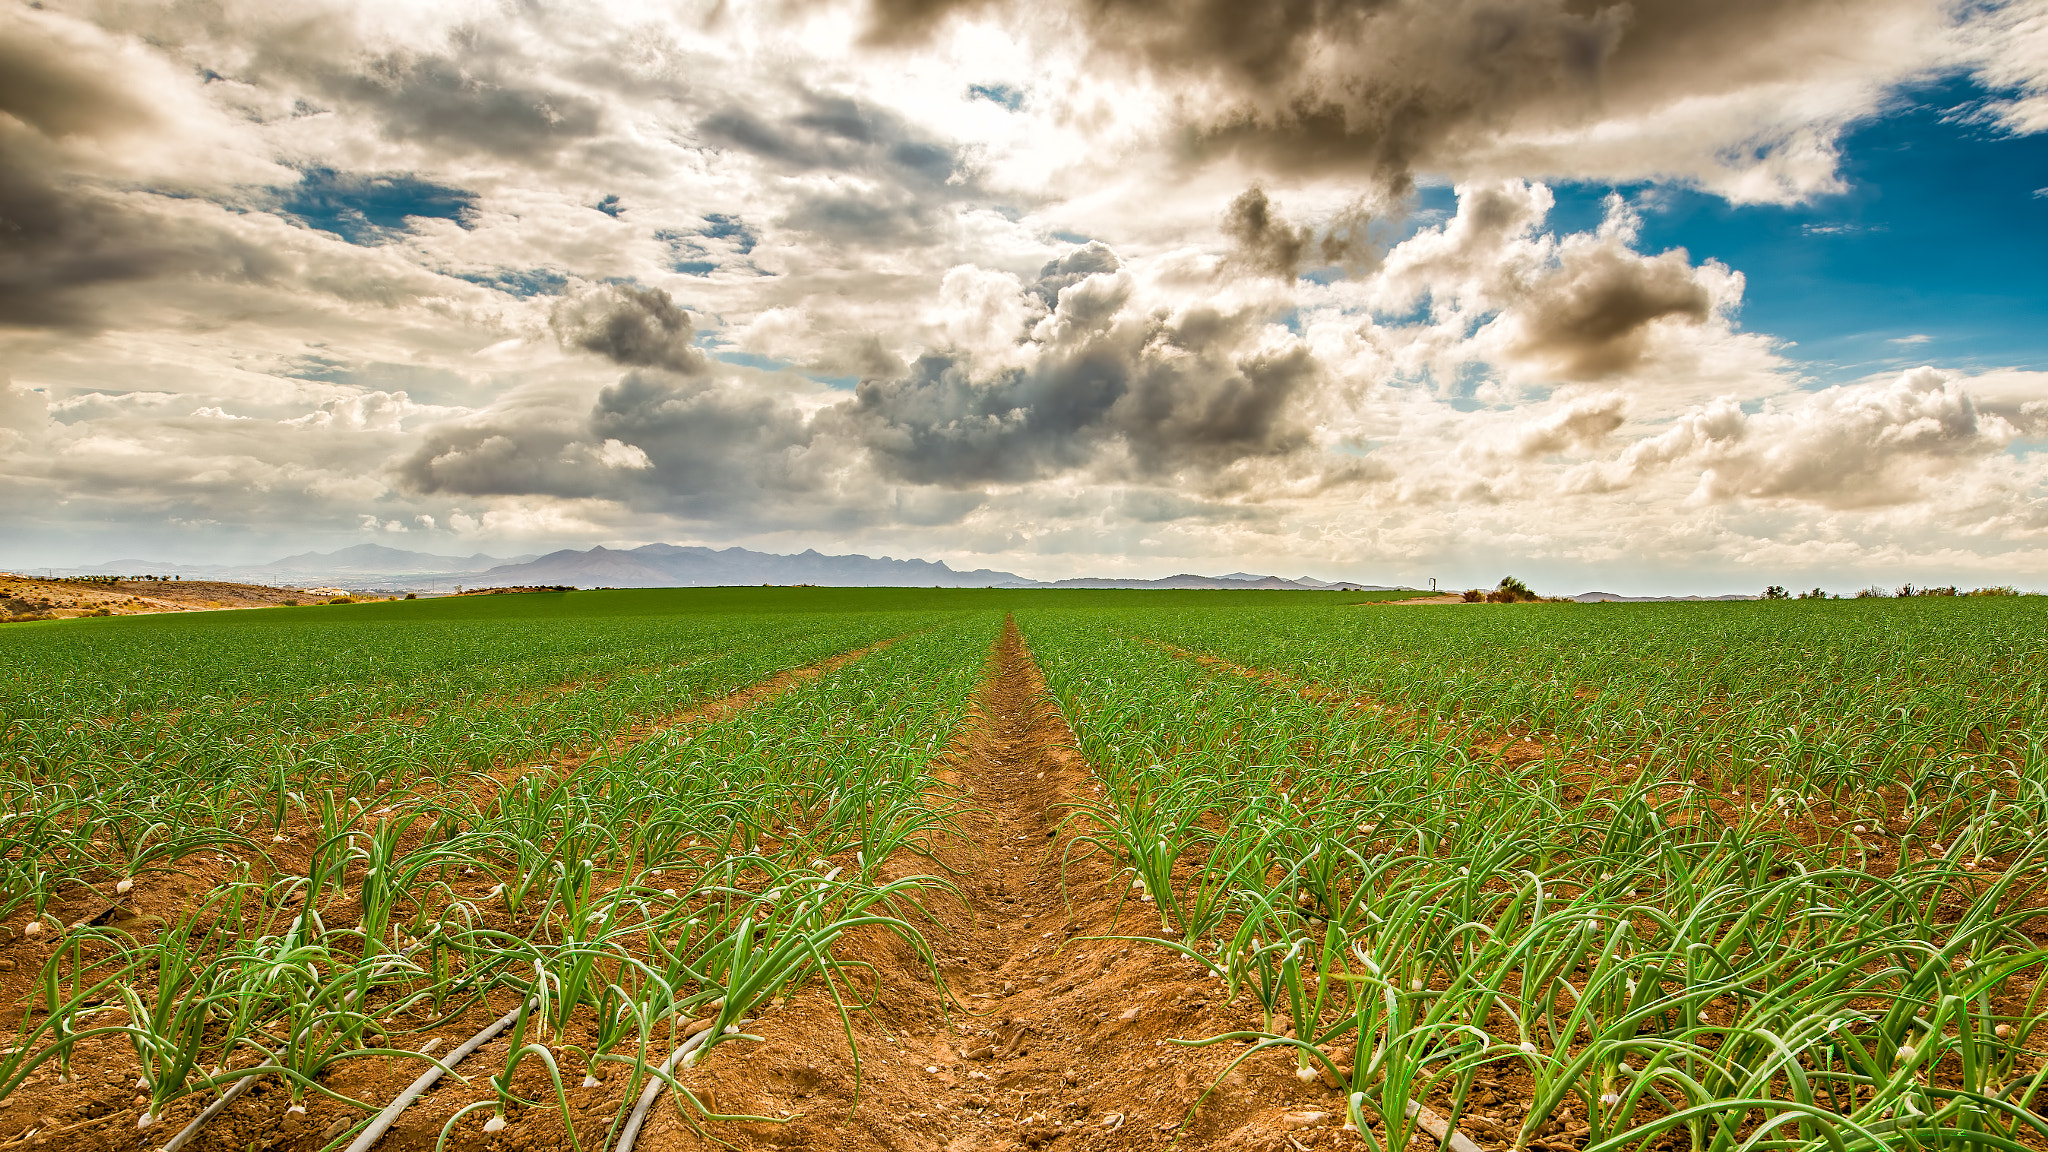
[626,619,1351,1151]
[1368,594,1468,605]
[0,573,319,620]
[1143,639,1554,772]
[458,635,907,812]
[0,637,923,1151]
[0,626,1371,1150]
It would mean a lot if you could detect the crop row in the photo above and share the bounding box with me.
[0,611,946,927]
[3,613,999,1147]
[1024,603,2048,1152]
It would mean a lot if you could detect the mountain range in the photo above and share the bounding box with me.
[39,543,1406,592]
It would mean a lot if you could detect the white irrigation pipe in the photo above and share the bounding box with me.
[615,1018,746,1152]
[343,998,534,1152]
[1404,1098,1484,1152]
[159,1065,275,1152]
[160,944,430,1152]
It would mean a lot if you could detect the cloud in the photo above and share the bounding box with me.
[1031,243,1123,309]
[0,11,160,140]
[313,46,605,162]
[550,285,707,374]
[1221,186,1310,279]
[829,267,1322,489]
[1495,235,1714,381]
[0,377,49,433]
[1514,391,1628,457]
[3,0,2042,587]
[872,0,1968,202]
[699,90,966,187]
[1960,0,2048,134]
[1608,368,2027,508]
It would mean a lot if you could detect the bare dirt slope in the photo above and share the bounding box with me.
[0,573,314,620]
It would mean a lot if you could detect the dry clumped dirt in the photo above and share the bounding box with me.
[0,574,315,621]
[0,623,1360,1151]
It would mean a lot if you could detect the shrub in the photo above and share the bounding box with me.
[1969,585,2021,596]
[1762,585,1789,600]
[1462,589,1485,603]
[1485,576,1539,603]
[404,592,418,600]
[1796,587,1828,600]
[327,596,353,605]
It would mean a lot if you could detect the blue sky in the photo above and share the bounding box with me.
[1540,78,2048,383]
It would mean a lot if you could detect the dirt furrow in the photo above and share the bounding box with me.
[658,619,1345,1152]
[457,634,909,812]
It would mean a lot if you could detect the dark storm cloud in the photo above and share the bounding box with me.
[589,372,815,502]
[0,19,282,331]
[0,20,154,138]
[825,300,1316,485]
[0,159,285,331]
[699,90,977,246]
[1221,186,1309,278]
[395,416,597,498]
[397,371,818,515]
[550,286,707,374]
[1508,245,1712,380]
[867,0,1919,191]
[315,50,604,161]
[1219,187,1381,279]
[781,187,942,246]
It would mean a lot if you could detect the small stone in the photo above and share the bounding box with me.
[1282,1111,1329,1130]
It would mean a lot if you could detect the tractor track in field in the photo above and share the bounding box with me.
[648,619,1347,1152]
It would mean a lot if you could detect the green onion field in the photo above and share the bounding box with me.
[2,588,2045,1152]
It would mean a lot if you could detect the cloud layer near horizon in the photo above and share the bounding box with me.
[1,0,2045,588]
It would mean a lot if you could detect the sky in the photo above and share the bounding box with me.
[2,0,2046,594]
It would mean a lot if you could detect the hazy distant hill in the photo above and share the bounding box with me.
[1570,591,1758,602]
[1023,573,1398,591]
[55,541,1409,593]
[263,543,528,573]
[56,544,534,589]
[476,544,1033,588]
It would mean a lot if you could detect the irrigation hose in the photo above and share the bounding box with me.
[614,1018,750,1152]
[159,1063,276,1152]
[160,943,430,1152]
[1404,1098,1483,1152]
[343,997,535,1152]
